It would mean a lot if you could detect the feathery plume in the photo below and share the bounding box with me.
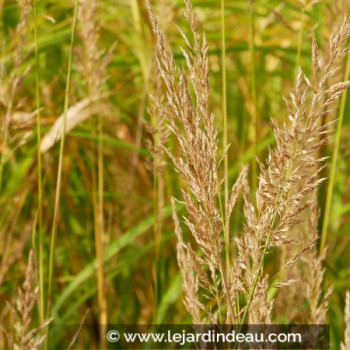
[237,19,350,324]
[172,198,203,324]
[146,0,248,322]
[5,251,53,350]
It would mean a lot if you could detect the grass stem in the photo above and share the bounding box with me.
[46,0,79,332]
[220,0,237,323]
[221,0,229,254]
[320,49,350,254]
[32,0,44,324]
[0,41,6,194]
[249,0,258,200]
[96,87,107,347]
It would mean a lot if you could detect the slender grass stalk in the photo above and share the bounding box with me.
[0,41,5,194]
[76,1,109,343]
[249,0,258,199]
[97,95,107,346]
[129,69,151,190]
[32,0,44,324]
[91,148,107,347]
[215,169,236,321]
[128,0,151,190]
[320,49,350,254]
[219,0,237,323]
[148,68,170,323]
[221,0,229,260]
[87,100,107,348]
[0,133,7,193]
[153,172,162,323]
[152,128,164,324]
[47,0,79,327]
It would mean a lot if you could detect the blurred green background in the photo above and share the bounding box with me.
[0,0,350,348]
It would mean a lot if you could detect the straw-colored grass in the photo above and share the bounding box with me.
[1,0,350,348]
[147,0,350,328]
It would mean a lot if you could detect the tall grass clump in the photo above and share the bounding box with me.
[147,0,350,325]
[2,0,350,348]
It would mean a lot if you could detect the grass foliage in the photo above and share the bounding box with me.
[1,0,350,348]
